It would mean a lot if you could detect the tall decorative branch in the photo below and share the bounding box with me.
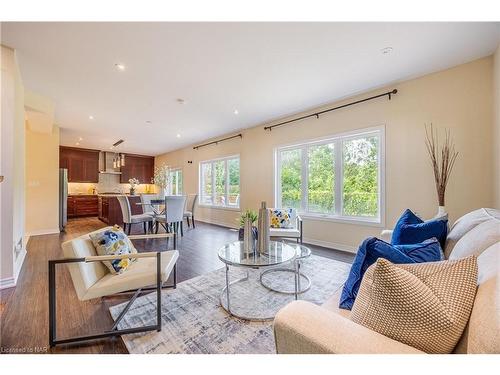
[424,124,459,207]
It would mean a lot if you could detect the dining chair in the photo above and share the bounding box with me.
[184,194,198,229]
[118,195,154,234]
[140,193,158,216]
[156,195,187,236]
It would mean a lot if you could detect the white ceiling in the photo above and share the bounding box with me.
[2,22,499,156]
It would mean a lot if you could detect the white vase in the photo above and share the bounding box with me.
[434,205,447,220]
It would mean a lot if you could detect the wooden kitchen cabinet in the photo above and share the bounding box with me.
[120,154,154,184]
[68,195,98,217]
[60,146,100,183]
[67,196,76,218]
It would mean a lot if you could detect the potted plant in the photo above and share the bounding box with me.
[151,164,170,199]
[238,209,258,241]
[128,178,140,195]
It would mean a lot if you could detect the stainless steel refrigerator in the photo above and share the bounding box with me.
[59,168,68,231]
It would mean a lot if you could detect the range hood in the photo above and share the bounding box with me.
[99,151,122,174]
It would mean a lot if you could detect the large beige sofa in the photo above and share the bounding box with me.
[274,208,500,354]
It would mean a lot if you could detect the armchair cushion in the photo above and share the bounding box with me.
[350,256,478,354]
[339,237,443,309]
[81,250,179,301]
[89,225,137,274]
[392,209,448,248]
[270,208,296,228]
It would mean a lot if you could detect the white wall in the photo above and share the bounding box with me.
[156,57,495,252]
[1,45,26,288]
[493,43,500,209]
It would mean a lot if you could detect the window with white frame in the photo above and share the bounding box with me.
[275,127,384,223]
[168,168,183,195]
[199,156,240,208]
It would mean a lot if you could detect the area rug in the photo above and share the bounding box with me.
[109,254,351,354]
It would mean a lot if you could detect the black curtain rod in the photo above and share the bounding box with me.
[193,133,242,150]
[264,89,398,131]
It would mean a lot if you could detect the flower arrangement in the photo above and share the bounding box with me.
[151,164,170,189]
[129,178,140,195]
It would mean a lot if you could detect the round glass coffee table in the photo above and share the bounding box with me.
[218,241,297,321]
[260,243,312,295]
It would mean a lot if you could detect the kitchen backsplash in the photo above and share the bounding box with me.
[68,173,156,195]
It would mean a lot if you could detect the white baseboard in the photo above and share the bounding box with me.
[0,277,16,290]
[302,237,357,254]
[196,218,357,253]
[26,228,60,237]
[197,218,238,230]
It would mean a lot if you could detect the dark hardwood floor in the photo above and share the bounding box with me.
[0,217,354,354]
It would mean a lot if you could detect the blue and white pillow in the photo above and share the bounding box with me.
[270,208,296,228]
[89,225,137,274]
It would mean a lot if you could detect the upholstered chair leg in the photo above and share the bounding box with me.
[192,216,195,228]
[143,222,147,234]
[180,222,184,236]
[127,223,131,235]
[186,217,190,228]
[155,223,159,234]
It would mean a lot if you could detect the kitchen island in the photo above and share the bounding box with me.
[97,194,143,226]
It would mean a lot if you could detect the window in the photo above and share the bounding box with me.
[275,127,383,223]
[168,168,183,195]
[199,155,240,208]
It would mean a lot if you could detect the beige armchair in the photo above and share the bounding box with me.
[274,208,500,354]
[49,228,179,347]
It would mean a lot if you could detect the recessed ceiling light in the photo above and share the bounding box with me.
[146,121,152,125]
[78,137,83,141]
[381,47,393,55]
[89,115,94,120]
[176,98,186,104]
[75,142,80,146]
[114,63,126,71]
[176,133,181,138]
[233,109,239,115]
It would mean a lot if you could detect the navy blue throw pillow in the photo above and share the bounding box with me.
[339,237,443,310]
[391,209,448,248]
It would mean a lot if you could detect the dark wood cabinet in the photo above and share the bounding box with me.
[67,196,76,217]
[98,195,143,226]
[120,154,154,185]
[68,195,98,217]
[60,146,100,183]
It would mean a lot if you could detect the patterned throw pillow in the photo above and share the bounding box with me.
[270,208,296,228]
[89,225,137,274]
[350,256,478,353]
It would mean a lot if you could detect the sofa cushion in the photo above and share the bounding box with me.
[448,218,500,260]
[445,208,500,258]
[454,242,499,353]
[391,209,448,248]
[350,256,478,353]
[339,237,443,310]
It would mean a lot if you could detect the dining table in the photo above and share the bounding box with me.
[135,199,165,232]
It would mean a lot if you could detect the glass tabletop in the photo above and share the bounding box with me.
[218,241,297,267]
[284,243,312,259]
